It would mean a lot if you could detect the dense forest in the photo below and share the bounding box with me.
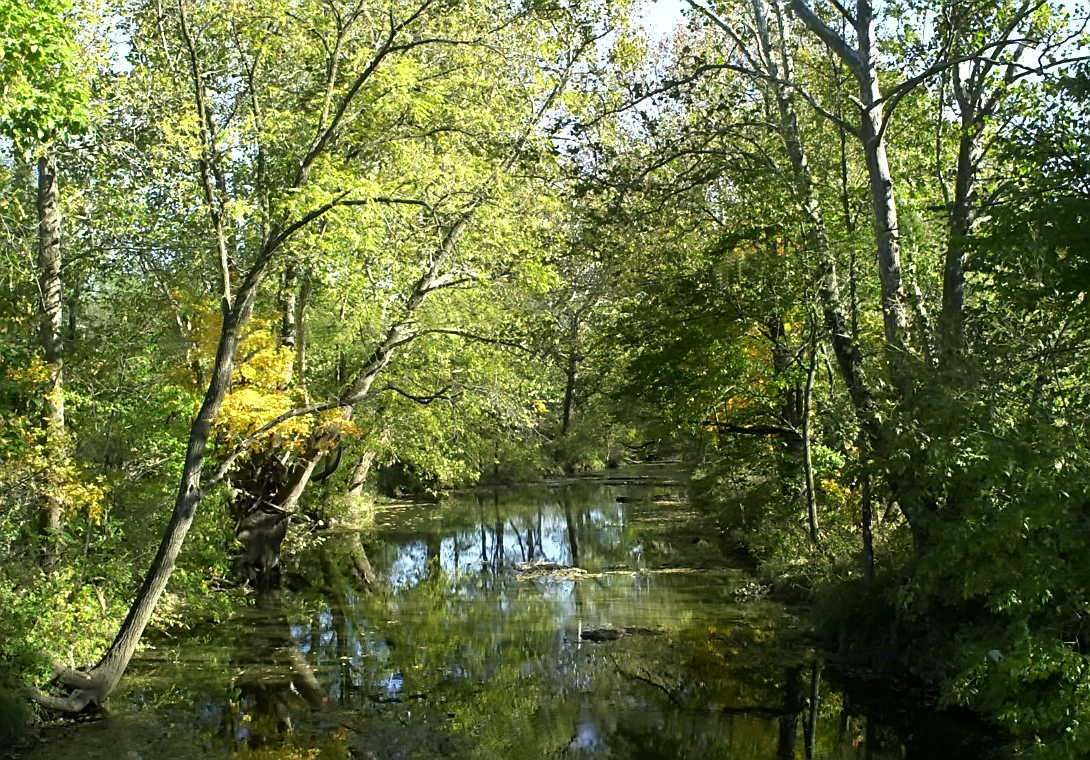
[2,0,1090,754]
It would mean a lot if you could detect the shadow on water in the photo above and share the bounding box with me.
[18,464,1005,759]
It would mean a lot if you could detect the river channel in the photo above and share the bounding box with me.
[21,465,1002,759]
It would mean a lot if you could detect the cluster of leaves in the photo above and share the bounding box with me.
[0,0,88,146]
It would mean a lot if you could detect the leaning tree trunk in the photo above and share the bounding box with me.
[346,451,375,499]
[27,293,256,712]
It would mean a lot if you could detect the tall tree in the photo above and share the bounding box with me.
[26,0,608,709]
[0,0,89,553]
[787,0,912,352]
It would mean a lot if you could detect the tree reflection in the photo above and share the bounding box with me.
[563,491,581,567]
[778,667,800,760]
[208,473,1001,760]
[218,593,329,754]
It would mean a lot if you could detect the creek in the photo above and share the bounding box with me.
[21,464,1002,759]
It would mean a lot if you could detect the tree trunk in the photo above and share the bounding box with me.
[320,531,377,593]
[777,666,802,760]
[561,317,580,436]
[66,279,79,342]
[562,353,579,436]
[940,125,982,353]
[347,451,375,498]
[28,295,255,712]
[854,0,909,354]
[233,435,328,589]
[563,494,580,567]
[279,264,297,385]
[348,532,377,588]
[802,337,820,545]
[937,11,1030,357]
[296,268,311,385]
[861,468,874,587]
[859,100,909,352]
[37,150,64,431]
[37,148,65,557]
[788,0,911,354]
[769,314,803,447]
[804,661,821,760]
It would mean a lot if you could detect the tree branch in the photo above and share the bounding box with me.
[418,327,532,352]
[375,383,452,404]
[788,0,863,75]
[704,421,801,440]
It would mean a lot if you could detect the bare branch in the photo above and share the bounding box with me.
[684,0,765,72]
[418,327,533,352]
[375,383,453,404]
[704,421,801,440]
[178,0,234,309]
[827,0,856,27]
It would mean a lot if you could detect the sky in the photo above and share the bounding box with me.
[636,0,688,42]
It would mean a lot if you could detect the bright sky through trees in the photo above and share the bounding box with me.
[637,0,686,40]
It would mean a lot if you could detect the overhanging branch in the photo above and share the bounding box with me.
[375,383,453,404]
[418,327,532,352]
[703,421,801,440]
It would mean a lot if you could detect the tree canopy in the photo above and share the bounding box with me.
[2,0,1090,753]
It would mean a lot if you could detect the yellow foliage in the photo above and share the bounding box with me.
[238,346,294,388]
[742,342,767,363]
[0,413,110,522]
[56,472,109,523]
[220,386,299,435]
[4,355,50,385]
[213,314,362,451]
[721,396,751,414]
[820,478,852,503]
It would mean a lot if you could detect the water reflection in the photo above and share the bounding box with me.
[23,466,1002,759]
[216,595,328,751]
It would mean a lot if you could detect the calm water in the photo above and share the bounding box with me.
[19,465,1001,759]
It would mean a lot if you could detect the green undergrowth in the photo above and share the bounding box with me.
[0,687,28,746]
[690,437,1090,759]
[0,489,242,696]
[689,449,913,595]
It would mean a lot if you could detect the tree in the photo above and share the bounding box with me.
[25,0,610,710]
[1,0,89,556]
[786,0,913,352]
